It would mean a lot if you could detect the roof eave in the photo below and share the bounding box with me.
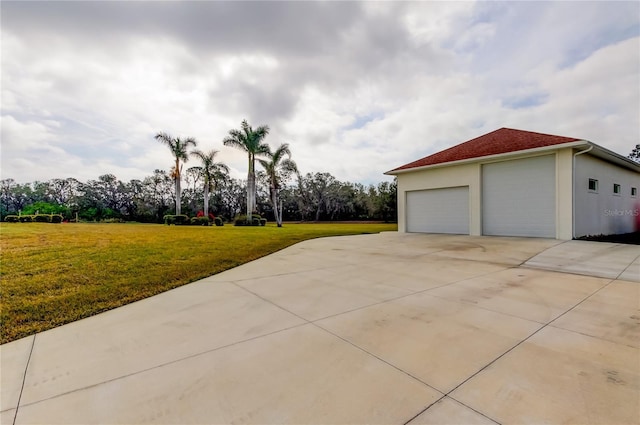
[385,140,590,175]
[587,144,640,172]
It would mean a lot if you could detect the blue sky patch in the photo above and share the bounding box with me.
[345,112,385,131]
[502,92,548,109]
[559,23,640,69]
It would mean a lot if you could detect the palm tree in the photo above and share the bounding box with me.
[155,132,197,216]
[189,149,229,217]
[259,143,297,227]
[223,120,270,222]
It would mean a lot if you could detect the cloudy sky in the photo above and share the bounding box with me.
[2,1,639,185]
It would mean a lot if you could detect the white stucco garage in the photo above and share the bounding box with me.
[387,128,640,240]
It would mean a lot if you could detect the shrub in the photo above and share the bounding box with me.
[190,217,210,226]
[34,214,52,223]
[214,217,224,226]
[4,215,64,223]
[174,215,189,225]
[233,215,265,226]
[234,215,248,226]
[163,215,190,225]
[101,218,125,223]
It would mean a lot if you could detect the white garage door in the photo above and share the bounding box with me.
[482,155,556,238]
[406,187,469,234]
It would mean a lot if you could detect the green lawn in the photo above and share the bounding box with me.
[0,221,396,344]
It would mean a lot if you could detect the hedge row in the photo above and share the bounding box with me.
[233,215,267,226]
[163,215,225,226]
[5,214,266,227]
[4,214,64,223]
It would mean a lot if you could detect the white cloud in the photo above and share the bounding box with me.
[1,1,638,186]
[403,2,475,46]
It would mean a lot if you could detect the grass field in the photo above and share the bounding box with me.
[0,221,396,344]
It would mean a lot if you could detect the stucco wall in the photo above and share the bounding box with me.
[574,154,640,237]
[396,163,481,234]
[556,149,574,240]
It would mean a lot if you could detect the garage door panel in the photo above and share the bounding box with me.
[407,187,469,234]
[482,155,555,238]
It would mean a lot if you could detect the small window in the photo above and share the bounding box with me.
[613,184,621,195]
[588,179,598,192]
[632,187,637,197]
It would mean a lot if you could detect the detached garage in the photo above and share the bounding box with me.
[386,128,640,240]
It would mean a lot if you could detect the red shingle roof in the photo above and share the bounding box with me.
[389,128,582,172]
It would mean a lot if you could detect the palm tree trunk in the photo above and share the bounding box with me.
[203,183,209,217]
[247,154,254,221]
[247,175,254,220]
[277,190,283,227]
[270,186,280,227]
[175,158,181,216]
[175,178,181,216]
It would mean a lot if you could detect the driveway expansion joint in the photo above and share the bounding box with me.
[615,251,640,281]
[545,278,616,327]
[423,277,618,422]
[402,395,447,425]
[313,321,443,394]
[230,280,443,391]
[15,322,310,410]
[405,395,502,425]
[12,334,35,425]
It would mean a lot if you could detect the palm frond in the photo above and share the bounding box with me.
[174,137,197,162]
[254,125,270,138]
[190,149,206,162]
[154,132,173,146]
[206,149,221,160]
[258,158,271,171]
[270,143,291,163]
[223,136,249,152]
[226,129,245,140]
[255,142,271,156]
[183,137,198,148]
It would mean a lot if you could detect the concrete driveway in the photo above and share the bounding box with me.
[2,233,639,424]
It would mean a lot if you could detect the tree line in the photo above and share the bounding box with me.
[1,120,397,224]
[0,172,397,223]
